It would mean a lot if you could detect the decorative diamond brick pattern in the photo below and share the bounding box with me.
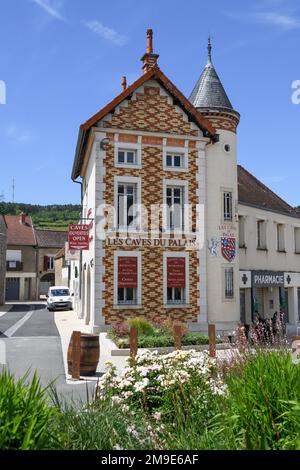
[101,84,200,325]
[103,86,197,136]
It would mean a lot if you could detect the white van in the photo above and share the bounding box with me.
[47,286,73,311]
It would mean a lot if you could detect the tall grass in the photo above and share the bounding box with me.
[0,369,56,450]
[221,350,300,449]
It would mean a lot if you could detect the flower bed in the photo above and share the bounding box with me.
[107,317,224,349]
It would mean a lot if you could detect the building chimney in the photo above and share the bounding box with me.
[122,76,127,91]
[141,29,159,74]
[20,212,26,225]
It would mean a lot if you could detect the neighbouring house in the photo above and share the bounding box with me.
[54,246,69,286]
[5,213,37,301]
[54,244,80,312]
[35,229,68,297]
[0,215,7,305]
[70,30,300,335]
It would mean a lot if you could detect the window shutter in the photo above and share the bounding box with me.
[44,256,48,271]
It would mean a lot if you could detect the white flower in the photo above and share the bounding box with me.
[134,378,149,392]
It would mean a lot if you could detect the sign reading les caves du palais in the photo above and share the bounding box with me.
[68,224,90,250]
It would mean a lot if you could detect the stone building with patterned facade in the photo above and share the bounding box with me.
[71,30,300,334]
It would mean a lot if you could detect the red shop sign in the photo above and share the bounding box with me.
[167,257,186,288]
[118,257,138,288]
[68,224,90,250]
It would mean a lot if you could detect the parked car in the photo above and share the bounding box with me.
[47,286,73,311]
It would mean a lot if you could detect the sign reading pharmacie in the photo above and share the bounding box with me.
[252,270,285,288]
[68,224,90,251]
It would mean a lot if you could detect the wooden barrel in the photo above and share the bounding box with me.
[67,333,100,377]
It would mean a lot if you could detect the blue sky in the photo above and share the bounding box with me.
[0,0,299,205]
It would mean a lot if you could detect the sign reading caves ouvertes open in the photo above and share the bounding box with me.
[68,224,90,250]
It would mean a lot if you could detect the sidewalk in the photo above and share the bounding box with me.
[54,310,129,384]
[0,304,12,317]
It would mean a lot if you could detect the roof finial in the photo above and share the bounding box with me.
[207,35,212,65]
[146,29,153,54]
[141,28,159,74]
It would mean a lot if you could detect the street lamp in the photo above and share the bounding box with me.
[100,137,110,150]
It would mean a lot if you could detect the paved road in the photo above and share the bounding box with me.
[0,303,96,406]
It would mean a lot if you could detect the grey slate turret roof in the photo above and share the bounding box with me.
[189,38,235,113]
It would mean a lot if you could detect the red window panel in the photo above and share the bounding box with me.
[167,257,186,288]
[118,257,138,288]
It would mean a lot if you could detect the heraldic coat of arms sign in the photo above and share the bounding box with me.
[221,237,236,262]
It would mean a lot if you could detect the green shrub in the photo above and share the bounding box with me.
[47,398,155,450]
[127,317,154,335]
[222,350,300,450]
[0,369,57,450]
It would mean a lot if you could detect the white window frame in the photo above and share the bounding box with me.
[114,141,142,169]
[276,223,285,252]
[238,215,246,248]
[163,179,189,234]
[257,219,267,250]
[163,146,188,172]
[6,250,22,262]
[47,255,55,271]
[294,227,300,254]
[163,252,189,308]
[114,176,142,232]
[113,251,142,309]
[223,191,233,222]
[223,266,235,300]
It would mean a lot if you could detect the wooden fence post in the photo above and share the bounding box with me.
[291,336,300,353]
[130,327,138,360]
[72,331,81,380]
[173,325,182,350]
[208,324,216,358]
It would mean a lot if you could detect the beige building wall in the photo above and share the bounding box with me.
[239,204,300,271]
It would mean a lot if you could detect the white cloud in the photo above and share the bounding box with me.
[83,20,128,46]
[4,126,32,144]
[254,11,300,29]
[226,7,300,31]
[32,0,65,21]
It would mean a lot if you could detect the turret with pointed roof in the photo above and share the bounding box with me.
[189,38,240,133]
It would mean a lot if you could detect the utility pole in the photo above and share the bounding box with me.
[12,178,15,203]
